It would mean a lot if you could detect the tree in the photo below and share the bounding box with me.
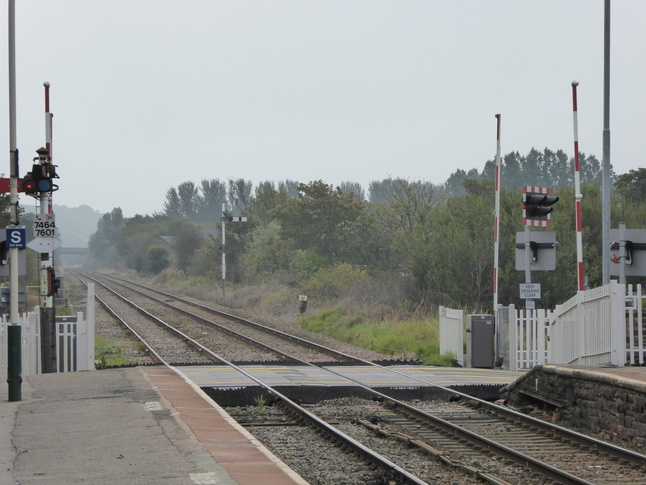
[177,182,199,220]
[248,181,293,224]
[145,246,170,274]
[368,179,395,203]
[615,168,646,204]
[115,214,171,272]
[275,180,367,265]
[424,193,493,308]
[163,188,181,218]
[170,219,203,272]
[444,169,468,197]
[501,151,524,191]
[228,178,253,214]
[579,153,606,186]
[241,221,294,280]
[376,179,442,301]
[88,208,125,268]
[277,179,299,198]
[198,179,227,222]
[339,181,365,200]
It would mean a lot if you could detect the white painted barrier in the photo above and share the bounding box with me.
[439,306,464,365]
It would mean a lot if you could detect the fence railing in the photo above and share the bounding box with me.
[625,284,645,366]
[506,307,550,371]
[441,281,643,371]
[507,281,630,370]
[1,309,94,381]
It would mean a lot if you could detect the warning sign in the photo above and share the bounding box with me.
[520,283,541,300]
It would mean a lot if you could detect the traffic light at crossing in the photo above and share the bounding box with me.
[523,186,558,227]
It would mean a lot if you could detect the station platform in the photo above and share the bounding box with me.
[0,366,307,485]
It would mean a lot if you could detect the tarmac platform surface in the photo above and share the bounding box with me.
[0,367,306,485]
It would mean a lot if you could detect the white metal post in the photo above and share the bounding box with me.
[610,280,625,366]
[86,283,95,371]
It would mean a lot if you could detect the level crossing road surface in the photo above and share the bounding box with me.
[182,364,526,388]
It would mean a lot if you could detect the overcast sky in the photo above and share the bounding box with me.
[0,1,644,217]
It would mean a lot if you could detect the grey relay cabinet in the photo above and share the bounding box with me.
[466,314,495,368]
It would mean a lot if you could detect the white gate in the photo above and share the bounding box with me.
[439,306,464,365]
[625,284,646,365]
[549,281,624,366]
[506,281,633,370]
[1,308,95,380]
[1,283,96,379]
[506,306,550,371]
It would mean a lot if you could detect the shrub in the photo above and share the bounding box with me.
[145,246,170,274]
[303,263,370,299]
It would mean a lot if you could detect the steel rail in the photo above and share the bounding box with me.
[78,271,349,365]
[71,272,165,364]
[88,271,392,365]
[76,270,646,480]
[84,273,646,464]
[78,273,225,364]
[72,271,429,484]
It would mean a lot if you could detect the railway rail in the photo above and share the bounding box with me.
[68,270,646,484]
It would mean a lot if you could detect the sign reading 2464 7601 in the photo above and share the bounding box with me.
[34,213,56,238]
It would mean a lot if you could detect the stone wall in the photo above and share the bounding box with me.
[501,364,646,449]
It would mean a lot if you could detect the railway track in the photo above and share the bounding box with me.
[67,270,646,484]
[73,270,398,365]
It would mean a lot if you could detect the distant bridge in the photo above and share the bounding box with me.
[58,247,89,256]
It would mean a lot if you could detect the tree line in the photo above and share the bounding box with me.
[86,148,646,312]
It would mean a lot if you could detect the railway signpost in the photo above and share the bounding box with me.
[520,186,558,308]
[220,203,247,298]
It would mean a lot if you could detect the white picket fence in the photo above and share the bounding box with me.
[506,308,550,370]
[440,281,645,371]
[0,308,95,380]
[0,284,96,379]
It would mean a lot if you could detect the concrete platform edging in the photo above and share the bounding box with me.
[142,366,308,485]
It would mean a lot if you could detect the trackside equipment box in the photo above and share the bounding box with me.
[466,314,495,368]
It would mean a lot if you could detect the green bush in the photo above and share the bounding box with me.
[303,263,370,299]
[145,246,170,274]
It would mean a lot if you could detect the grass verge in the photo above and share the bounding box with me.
[296,308,458,366]
[95,336,138,368]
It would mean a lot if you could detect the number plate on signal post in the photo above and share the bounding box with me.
[34,214,56,238]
